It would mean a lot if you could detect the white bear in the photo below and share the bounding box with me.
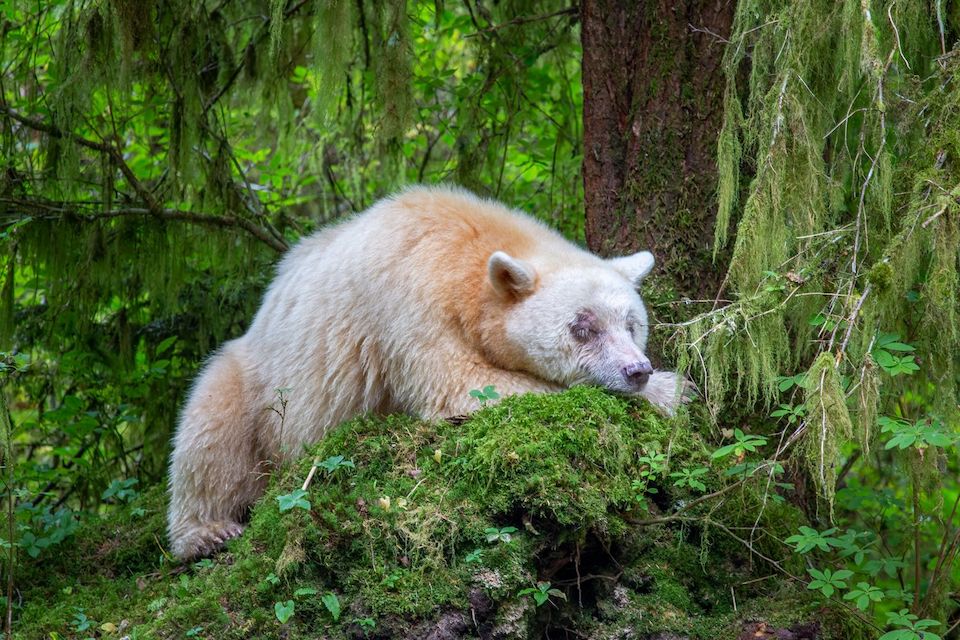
[167,185,689,560]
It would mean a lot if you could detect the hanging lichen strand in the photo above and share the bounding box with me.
[676,0,959,503]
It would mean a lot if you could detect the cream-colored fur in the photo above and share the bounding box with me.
[167,186,690,560]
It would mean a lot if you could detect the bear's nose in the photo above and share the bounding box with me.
[622,361,653,387]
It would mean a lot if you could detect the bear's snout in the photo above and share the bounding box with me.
[622,360,653,388]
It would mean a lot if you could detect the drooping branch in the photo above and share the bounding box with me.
[0,106,288,253]
[0,196,288,253]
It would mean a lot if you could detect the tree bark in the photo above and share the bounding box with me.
[581,0,734,299]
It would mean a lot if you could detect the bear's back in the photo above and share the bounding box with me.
[245,185,600,362]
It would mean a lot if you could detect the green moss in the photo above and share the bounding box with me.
[868,260,894,293]
[12,389,862,638]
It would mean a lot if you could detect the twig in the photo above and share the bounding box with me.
[920,202,949,228]
[835,450,861,489]
[923,491,960,613]
[912,466,922,611]
[0,105,114,154]
[0,108,288,252]
[301,460,319,492]
[887,2,911,70]
[464,6,578,38]
[689,23,729,43]
[631,474,756,526]
[818,368,828,489]
[705,517,881,632]
[835,283,872,359]
[202,0,312,115]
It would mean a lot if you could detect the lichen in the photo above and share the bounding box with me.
[801,352,855,516]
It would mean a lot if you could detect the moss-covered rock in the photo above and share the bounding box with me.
[13,388,867,639]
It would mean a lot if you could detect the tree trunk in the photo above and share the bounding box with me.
[581,0,734,300]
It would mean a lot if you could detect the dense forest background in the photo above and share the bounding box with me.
[1,0,959,638]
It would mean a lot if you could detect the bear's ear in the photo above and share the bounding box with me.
[609,251,655,289]
[488,251,537,299]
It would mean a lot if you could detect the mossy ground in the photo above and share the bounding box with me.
[14,388,866,639]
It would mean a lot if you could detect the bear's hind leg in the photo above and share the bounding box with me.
[167,343,267,560]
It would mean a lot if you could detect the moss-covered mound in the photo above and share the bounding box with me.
[14,388,865,639]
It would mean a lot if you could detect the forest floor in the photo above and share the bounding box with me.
[14,388,868,639]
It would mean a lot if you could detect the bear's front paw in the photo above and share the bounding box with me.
[639,370,696,416]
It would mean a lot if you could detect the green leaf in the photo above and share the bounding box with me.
[321,592,341,621]
[156,336,178,355]
[318,455,355,474]
[805,567,851,597]
[843,582,883,610]
[274,600,295,624]
[786,527,840,554]
[277,489,311,512]
[465,549,484,563]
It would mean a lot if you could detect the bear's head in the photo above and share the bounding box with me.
[487,249,657,394]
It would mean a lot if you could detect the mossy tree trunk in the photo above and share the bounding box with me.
[581,0,734,298]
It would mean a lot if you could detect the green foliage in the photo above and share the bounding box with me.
[630,448,667,511]
[844,582,884,611]
[277,489,311,513]
[517,581,565,607]
[786,526,842,555]
[872,333,920,376]
[681,26,960,630]
[806,567,853,598]
[879,610,942,640]
[468,384,501,405]
[1,0,958,635]
[710,429,767,461]
[483,526,517,544]
[69,608,95,633]
[320,592,341,622]
[464,548,483,563]
[316,455,355,475]
[879,417,953,451]
[669,466,708,492]
[101,478,139,503]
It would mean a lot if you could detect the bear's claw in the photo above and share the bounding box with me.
[172,520,245,561]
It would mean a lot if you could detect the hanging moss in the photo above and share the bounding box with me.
[311,0,355,119]
[801,353,854,514]
[853,355,881,454]
[688,0,960,427]
[713,80,742,257]
[369,0,414,145]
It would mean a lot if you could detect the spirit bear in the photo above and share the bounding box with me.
[168,186,690,560]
